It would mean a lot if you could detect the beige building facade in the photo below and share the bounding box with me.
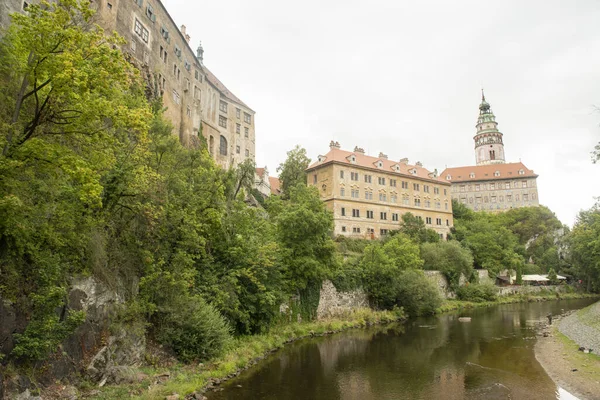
[441,93,540,212]
[307,142,453,239]
[0,0,255,170]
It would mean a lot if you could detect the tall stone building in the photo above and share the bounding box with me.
[307,142,453,239]
[0,0,255,170]
[441,93,540,212]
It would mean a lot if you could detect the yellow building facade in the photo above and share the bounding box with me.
[307,142,453,239]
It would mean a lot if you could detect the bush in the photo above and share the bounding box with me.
[154,296,232,362]
[396,269,442,316]
[421,241,474,289]
[456,283,498,303]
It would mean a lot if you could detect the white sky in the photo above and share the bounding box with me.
[165,0,600,226]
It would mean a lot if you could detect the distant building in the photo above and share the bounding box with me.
[441,92,540,212]
[254,167,281,198]
[0,0,255,170]
[307,142,453,239]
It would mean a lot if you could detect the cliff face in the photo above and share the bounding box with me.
[1,277,145,398]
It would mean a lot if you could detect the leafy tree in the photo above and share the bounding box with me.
[547,268,559,285]
[396,212,440,243]
[395,269,442,316]
[421,241,474,289]
[569,204,600,292]
[276,145,310,199]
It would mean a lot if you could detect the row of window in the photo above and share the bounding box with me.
[446,169,526,181]
[341,226,390,236]
[456,180,531,192]
[340,170,446,194]
[219,100,252,123]
[341,208,449,226]
[338,187,449,210]
[457,192,537,204]
[210,135,251,158]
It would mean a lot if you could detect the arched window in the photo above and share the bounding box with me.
[219,135,227,155]
[490,150,496,160]
[209,135,214,156]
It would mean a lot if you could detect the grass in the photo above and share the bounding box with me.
[575,301,600,331]
[555,328,600,375]
[84,308,404,400]
[436,291,599,314]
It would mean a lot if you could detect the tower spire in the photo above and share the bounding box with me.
[474,91,505,165]
[481,88,485,101]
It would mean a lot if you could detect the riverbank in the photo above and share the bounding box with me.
[535,309,600,400]
[81,308,403,400]
[436,291,599,314]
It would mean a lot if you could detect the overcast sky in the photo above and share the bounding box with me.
[165,0,600,226]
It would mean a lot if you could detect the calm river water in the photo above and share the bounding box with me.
[208,298,596,400]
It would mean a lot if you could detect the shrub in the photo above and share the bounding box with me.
[395,269,442,316]
[421,241,474,289]
[456,283,498,303]
[154,296,232,362]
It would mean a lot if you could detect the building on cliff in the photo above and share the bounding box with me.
[0,0,255,170]
[441,92,540,212]
[306,141,453,239]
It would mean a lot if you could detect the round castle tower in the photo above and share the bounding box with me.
[474,91,506,165]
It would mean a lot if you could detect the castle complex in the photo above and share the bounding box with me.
[0,0,255,170]
[306,142,453,239]
[441,93,540,212]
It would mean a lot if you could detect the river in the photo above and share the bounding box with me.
[207,298,596,400]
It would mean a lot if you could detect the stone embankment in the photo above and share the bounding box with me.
[559,300,600,352]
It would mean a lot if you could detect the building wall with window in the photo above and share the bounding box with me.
[441,163,539,212]
[1,0,255,170]
[307,142,453,239]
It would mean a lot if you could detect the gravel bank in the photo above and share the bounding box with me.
[559,301,600,352]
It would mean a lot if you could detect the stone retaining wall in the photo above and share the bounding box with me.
[316,280,369,320]
[496,285,566,297]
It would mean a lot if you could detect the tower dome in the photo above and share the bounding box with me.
[473,90,505,165]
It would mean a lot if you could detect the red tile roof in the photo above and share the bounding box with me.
[307,147,448,185]
[269,177,281,195]
[255,167,266,179]
[203,66,253,112]
[440,162,538,183]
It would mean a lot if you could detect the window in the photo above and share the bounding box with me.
[172,89,180,105]
[220,101,228,113]
[236,108,241,118]
[340,187,345,197]
[244,147,249,157]
[392,213,399,221]
[402,181,409,189]
[134,0,142,6]
[379,193,387,202]
[460,185,465,192]
[424,185,430,193]
[219,115,227,128]
[378,177,386,185]
[364,175,372,183]
[186,105,191,117]
[380,229,388,236]
[184,59,191,71]
[507,195,512,202]
[435,202,441,209]
[236,123,241,134]
[413,183,420,191]
[390,179,397,187]
[236,145,240,154]
[522,181,527,188]
[134,19,149,43]
[380,212,387,220]
[434,187,439,194]
[516,194,520,201]
[340,170,345,179]
[500,195,504,202]
[173,64,181,80]
[505,183,510,189]
[365,191,373,200]
[514,182,519,188]
[342,226,347,232]
[195,69,200,81]
[436,218,442,225]
[341,207,346,216]
[523,194,529,201]
[146,4,156,22]
[414,198,421,207]
[475,184,480,191]
[244,127,249,138]
[174,46,182,59]
[425,200,431,208]
[491,196,497,203]
[131,38,137,52]
[244,112,251,124]
[366,210,374,219]
[403,197,410,205]
[352,227,361,233]
[313,174,318,184]
[352,209,360,218]
[219,135,227,155]
[445,202,448,210]
[160,26,170,41]
[390,194,397,203]
[351,172,359,181]
[425,217,432,224]
[444,189,447,195]
[351,189,359,198]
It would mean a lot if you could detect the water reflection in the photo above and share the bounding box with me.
[208,299,594,400]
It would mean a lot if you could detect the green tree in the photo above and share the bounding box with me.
[569,204,600,292]
[395,269,442,316]
[276,145,310,199]
[396,212,440,243]
[547,268,559,285]
[421,241,474,289]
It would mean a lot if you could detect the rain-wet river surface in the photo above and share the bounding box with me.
[208,298,596,400]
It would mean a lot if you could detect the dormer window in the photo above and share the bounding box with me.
[469,173,475,178]
[409,169,417,175]
[446,175,451,180]
[377,161,383,168]
[494,171,500,177]
[350,155,356,163]
[318,155,326,163]
[518,169,525,175]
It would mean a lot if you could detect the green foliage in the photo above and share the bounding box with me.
[421,241,474,289]
[396,212,440,243]
[568,203,600,292]
[152,295,232,362]
[456,283,498,303]
[334,236,371,255]
[361,234,423,310]
[547,268,559,285]
[395,269,442,316]
[276,145,311,199]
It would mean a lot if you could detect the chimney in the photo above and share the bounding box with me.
[399,157,409,164]
[354,146,365,154]
[196,42,204,64]
[378,152,388,160]
[329,140,341,149]
[180,25,190,43]
[416,161,423,167]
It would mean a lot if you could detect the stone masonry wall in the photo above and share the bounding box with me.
[316,280,369,320]
[424,271,467,299]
